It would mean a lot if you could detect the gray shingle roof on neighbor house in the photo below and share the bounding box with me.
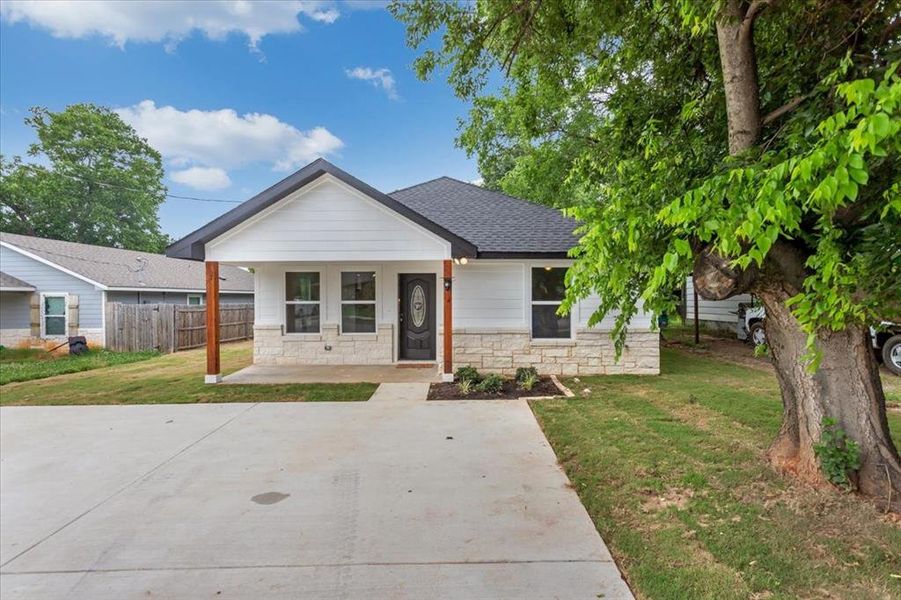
[0,232,253,292]
[390,177,579,256]
[167,158,578,260]
[0,271,35,291]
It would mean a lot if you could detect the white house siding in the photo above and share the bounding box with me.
[450,260,657,375]
[206,176,451,263]
[684,277,751,333]
[0,245,104,345]
[251,259,659,374]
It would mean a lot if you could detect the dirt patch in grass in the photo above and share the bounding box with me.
[427,376,561,400]
[531,346,901,600]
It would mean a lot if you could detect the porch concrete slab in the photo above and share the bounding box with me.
[369,382,430,403]
[1,400,633,599]
[222,363,440,384]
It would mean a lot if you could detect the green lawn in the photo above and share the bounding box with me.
[0,341,376,405]
[0,347,159,385]
[532,347,900,600]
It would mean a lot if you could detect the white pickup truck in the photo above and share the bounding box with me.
[740,306,900,376]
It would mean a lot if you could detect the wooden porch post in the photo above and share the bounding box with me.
[443,259,453,382]
[205,261,221,384]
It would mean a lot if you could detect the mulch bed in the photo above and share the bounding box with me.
[427,377,562,400]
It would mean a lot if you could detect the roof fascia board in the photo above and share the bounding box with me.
[0,286,36,292]
[0,241,109,289]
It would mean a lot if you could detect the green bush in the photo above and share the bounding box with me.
[518,371,540,391]
[457,379,473,395]
[813,417,861,488]
[455,365,481,384]
[515,366,539,384]
[475,373,504,394]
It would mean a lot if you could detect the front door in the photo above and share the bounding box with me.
[398,273,436,360]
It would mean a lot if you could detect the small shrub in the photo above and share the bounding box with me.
[455,366,481,384]
[813,417,861,488]
[518,371,540,391]
[515,366,539,384]
[475,373,504,394]
[457,379,473,395]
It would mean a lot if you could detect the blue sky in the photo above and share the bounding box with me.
[0,1,479,239]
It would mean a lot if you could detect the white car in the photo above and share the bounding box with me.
[740,307,900,376]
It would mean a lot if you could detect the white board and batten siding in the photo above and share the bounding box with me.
[205,176,451,264]
[453,260,653,332]
[684,277,752,324]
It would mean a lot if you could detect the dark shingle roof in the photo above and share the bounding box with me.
[0,271,35,291]
[1,232,253,292]
[166,159,577,260]
[389,177,578,256]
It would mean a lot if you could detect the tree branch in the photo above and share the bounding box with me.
[740,0,774,41]
[762,94,808,126]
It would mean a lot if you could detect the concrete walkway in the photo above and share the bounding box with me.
[368,382,430,403]
[0,399,633,599]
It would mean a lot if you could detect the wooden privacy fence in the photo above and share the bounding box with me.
[104,303,254,353]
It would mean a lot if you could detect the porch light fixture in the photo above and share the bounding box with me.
[443,278,452,291]
[452,257,469,265]
[544,266,553,271]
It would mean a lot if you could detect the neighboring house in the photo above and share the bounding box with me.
[167,159,659,382]
[683,276,753,337]
[0,232,254,347]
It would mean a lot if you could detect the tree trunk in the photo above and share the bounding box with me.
[704,1,901,509]
[757,288,901,511]
[716,0,761,154]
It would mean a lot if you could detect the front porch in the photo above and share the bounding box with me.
[222,362,441,384]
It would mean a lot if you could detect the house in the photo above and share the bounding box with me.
[683,276,753,338]
[166,159,659,383]
[0,232,254,347]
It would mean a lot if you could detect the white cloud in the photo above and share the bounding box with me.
[345,66,399,100]
[116,100,343,174]
[0,1,339,50]
[170,167,232,191]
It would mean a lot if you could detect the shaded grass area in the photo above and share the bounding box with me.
[0,348,159,385]
[532,348,901,600]
[0,341,376,405]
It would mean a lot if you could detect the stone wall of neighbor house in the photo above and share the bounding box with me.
[253,323,394,366]
[452,329,659,376]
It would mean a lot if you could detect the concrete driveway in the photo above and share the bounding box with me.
[0,397,632,599]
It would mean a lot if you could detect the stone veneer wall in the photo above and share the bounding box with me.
[254,324,659,375]
[254,323,394,366]
[452,329,659,376]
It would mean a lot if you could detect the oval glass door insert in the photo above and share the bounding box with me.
[411,284,426,328]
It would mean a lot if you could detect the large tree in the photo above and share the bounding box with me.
[0,104,169,252]
[392,1,900,508]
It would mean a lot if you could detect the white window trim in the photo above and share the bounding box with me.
[529,266,573,340]
[40,292,69,339]
[340,270,377,335]
[284,271,323,335]
[186,294,204,306]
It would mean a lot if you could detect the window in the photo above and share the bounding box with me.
[42,294,67,337]
[531,267,570,339]
[285,272,320,334]
[341,271,376,333]
[187,294,203,306]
